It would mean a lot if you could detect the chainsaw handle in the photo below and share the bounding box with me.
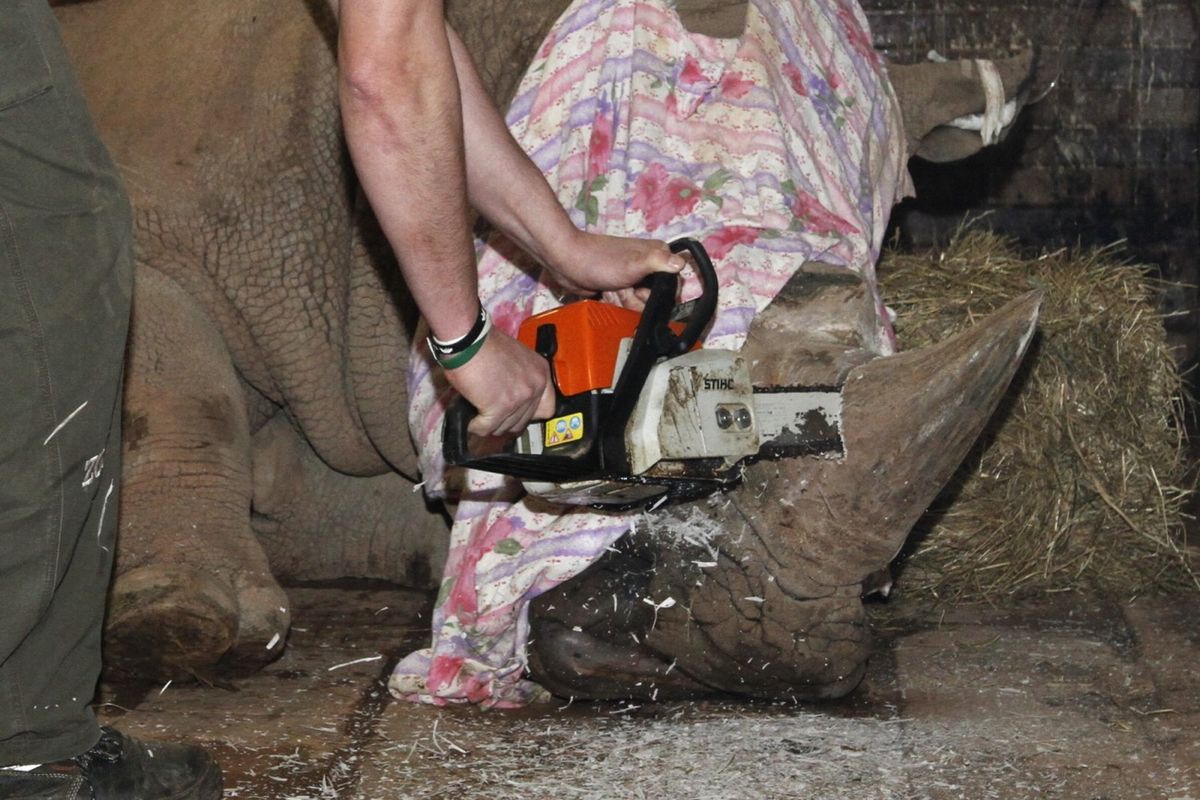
[442,321,565,469]
[666,237,719,355]
[442,396,477,466]
[442,388,604,479]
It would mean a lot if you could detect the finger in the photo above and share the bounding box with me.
[632,248,684,284]
[616,288,646,312]
[662,252,687,273]
[474,400,534,438]
[467,410,503,438]
[498,408,534,436]
[499,394,545,436]
[603,288,629,309]
[496,378,549,435]
[534,381,557,420]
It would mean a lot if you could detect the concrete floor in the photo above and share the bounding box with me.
[97,584,1200,799]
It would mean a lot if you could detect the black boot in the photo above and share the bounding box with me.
[0,727,221,799]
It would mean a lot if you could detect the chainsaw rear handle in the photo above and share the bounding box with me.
[441,320,572,471]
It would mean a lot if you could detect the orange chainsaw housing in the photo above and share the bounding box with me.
[517,300,693,397]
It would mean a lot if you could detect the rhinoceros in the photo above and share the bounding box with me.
[53,0,1037,700]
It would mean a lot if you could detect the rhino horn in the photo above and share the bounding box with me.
[736,290,1042,590]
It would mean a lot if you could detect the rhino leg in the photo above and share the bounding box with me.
[531,291,1040,700]
[249,414,448,589]
[105,267,290,680]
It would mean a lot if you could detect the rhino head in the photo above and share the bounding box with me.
[527,283,1040,700]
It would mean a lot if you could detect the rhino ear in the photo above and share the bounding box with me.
[890,48,1038,163]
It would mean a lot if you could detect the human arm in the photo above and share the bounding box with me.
[444,25,684,306]
[338,0,553,435]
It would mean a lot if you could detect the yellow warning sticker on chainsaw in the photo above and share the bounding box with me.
[544,412,584,448]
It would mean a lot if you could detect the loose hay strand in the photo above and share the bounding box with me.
[878,229,1197,600]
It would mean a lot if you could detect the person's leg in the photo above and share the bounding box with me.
[0,6,222,796]
[0,0,132,766]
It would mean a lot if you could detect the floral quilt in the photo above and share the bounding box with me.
[390,0,911,707]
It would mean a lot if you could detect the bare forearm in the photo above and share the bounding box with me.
[444,24,579,271]
[338,1,479,340]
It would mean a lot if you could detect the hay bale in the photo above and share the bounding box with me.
[877,228,1197,600]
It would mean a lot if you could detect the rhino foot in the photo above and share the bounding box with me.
[103,565,289,681]
[104,566,238,680]
[212,572,292,674]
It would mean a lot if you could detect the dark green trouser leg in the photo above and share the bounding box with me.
[0,0,133,765]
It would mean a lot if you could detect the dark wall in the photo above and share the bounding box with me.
[861,0,1199,363]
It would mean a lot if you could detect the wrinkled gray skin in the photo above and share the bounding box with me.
[55,0,1035,697]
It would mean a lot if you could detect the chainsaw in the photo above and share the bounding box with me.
[442,238,844,509]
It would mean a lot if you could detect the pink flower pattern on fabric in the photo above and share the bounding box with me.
[782,62,808,96]
[837,3,880,66]
[703,225,761,260]
[440,520,501,617]
[719,71,755,99]
[576,105,616,225]
[426,655,465,695]
[631,162,702,231]
[679,54,707,86]
[790,187,859,237]
[586,112,614,180]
